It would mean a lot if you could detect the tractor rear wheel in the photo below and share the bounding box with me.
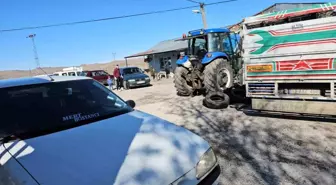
[204,58,233,93]
[174,66,192,96]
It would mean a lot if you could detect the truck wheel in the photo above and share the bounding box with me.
[123,81,129,90]
[204,58,233,93]
[203,91,230,109]
[174,66,192,96]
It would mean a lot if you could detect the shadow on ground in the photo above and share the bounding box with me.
[243,109,336,124]
[161,96,336,185]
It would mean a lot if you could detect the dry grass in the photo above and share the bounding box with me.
[0,58,147,79]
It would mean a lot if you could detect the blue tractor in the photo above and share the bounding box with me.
[174,28,242,99]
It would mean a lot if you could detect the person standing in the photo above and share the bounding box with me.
[113,65,122,91]
[120,73,124,90]
[149,66,155,80]
[107,76,113,90]
[165,64,170,79]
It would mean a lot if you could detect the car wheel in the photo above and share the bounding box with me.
[123,81,129,90]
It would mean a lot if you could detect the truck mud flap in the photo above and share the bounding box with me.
[252,98,336,116]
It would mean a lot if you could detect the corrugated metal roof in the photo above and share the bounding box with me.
[228,2,326,29]
[254,2,326,15]
[125,39,188,58]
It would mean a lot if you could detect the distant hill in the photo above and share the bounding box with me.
[0,58,147,79]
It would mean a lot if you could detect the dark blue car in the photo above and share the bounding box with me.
[120,67,150,89]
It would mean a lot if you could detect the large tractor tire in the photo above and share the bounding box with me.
[204,58,233,93]
[174,66,192,96]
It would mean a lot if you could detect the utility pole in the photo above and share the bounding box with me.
[199,3,208,29]
[190,1,208,29]
[125,58,128,67]
[112,52,116,61]
[26,34,41,68]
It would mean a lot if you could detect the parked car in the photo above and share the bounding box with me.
[120,67,150,89]
[0,76,220,185]
[80,70,113,85]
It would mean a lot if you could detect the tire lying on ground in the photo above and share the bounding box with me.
[174,66,192,96]
[204,58,233,93]
[203,91,230,109]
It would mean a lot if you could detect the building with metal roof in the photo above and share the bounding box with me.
[126,2,325,73]
[125,38,188,74]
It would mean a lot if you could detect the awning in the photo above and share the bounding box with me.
[125,50,155,58]
[125,39,188,59]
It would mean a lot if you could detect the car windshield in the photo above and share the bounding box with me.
[79,72,88,76]
[0,79,132,140]
[123,68,141,75]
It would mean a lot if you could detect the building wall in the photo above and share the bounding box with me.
[149,50,185,73]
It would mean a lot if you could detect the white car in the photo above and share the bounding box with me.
[0,76,220,185]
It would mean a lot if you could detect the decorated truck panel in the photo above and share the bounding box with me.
[243,16,336,81]
[242,3,336,115]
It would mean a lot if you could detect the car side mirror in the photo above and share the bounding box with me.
[126,100,136,108]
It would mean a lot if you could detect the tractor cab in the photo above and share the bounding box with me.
[177,28,240,68]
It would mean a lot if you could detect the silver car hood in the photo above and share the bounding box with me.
[3,110,210,185]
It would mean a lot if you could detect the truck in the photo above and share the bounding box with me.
[174,2,336,115]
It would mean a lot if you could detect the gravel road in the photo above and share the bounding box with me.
[115,79,336,185]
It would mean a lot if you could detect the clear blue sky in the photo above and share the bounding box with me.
[0,0,326,70]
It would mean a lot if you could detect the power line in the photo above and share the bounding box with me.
[185,0,201,4]
[206,0,236,5]
[0,5,195,32]
[0,0,237,33]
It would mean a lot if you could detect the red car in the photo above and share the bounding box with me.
[81,70,113,85]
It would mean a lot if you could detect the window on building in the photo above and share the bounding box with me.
[160,57,172,70]
[160,58,164,70]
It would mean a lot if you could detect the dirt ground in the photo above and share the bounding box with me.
[115,79,336,185]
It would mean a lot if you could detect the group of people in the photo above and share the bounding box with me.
[108,64,171,91]
[107,65,123,91]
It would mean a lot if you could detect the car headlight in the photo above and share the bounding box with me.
[196,148,217,179]
[145,77,150,80]
[128,79,135,82]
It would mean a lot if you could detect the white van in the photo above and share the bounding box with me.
[53,67,83,77]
